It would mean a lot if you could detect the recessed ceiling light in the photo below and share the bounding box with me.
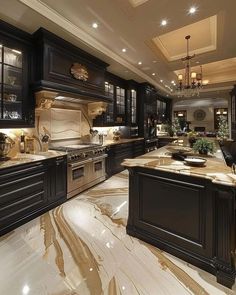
[138,61,142,65]
[160,79,163,83]
[92,22,98,28]
[196,61,200,64]
[189,6,197,14]
[161,19,167,26]
[171,80,175,84]
[122,48,127,52]
[152,60,157,63]
[152,73,156,76]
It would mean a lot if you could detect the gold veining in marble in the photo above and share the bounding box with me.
[0,169,234,294]
[53,206,103,295]
[147,244,210,295]
[85,187,128,197]
[40,213,66,277]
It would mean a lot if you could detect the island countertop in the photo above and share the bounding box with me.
[122,138,236,187]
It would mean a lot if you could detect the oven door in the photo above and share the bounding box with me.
[68,158,92,196]
[90,155,107,182]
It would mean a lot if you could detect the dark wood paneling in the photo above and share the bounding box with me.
[33,28,109,100]
[126,166,236,289]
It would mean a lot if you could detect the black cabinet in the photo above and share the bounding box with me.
[230,85,236,140]
[106,140,144,177]
[48,156,67,201]
[33,28,109,101]
[0,20,34,128]
[138,83,172,138]
[93,72,127,126]
[0,161,48,235]
[0,156,67,236]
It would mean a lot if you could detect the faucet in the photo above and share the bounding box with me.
[32,135,43,152]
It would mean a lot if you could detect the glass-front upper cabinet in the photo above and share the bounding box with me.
[0,22,34,128]
[131,89,137,124]
[104,81,114,124]
[1,45,23,121]
[115,86,125,123]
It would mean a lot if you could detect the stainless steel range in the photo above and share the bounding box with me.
[53,144,107,199]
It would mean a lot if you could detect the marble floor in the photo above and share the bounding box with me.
[0,170,235,295]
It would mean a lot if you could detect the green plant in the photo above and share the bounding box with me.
[217,115,229,140]
[193,138,216,155]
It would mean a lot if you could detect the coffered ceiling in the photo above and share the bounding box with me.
[0,0,236,98]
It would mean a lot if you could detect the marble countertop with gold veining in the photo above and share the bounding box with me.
[102,137,144,147]
[0,150,67,170]
[122,139,236,187]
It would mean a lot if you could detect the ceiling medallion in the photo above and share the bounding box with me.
[71,63,89,81]
[177,35,203,97]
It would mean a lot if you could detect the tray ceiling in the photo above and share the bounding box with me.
[152,16,217,62]
[1,0,235,97]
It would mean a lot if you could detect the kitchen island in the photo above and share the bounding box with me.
[122,139,236,289]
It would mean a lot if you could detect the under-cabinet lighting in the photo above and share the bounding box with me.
[55,96,65,100]
[12,49,22,54]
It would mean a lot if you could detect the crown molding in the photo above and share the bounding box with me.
[19,0,169,94]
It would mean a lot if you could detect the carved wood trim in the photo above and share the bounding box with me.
[35,90,59,110]
[88,101,107,119]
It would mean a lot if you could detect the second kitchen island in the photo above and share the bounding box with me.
[122,139,236,289]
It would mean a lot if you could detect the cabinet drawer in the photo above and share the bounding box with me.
[0,170,48,228]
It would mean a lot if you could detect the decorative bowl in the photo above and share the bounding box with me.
[184,157,207,167]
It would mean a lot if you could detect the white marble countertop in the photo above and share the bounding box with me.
[122,138,236,187]
[0,150,67,170]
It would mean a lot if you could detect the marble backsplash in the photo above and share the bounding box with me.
[0,100,125,154]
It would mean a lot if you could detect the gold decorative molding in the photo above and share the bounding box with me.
[35,90,59,110]
[88,102,107,119]
[71,63,89,81]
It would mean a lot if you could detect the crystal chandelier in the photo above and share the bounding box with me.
[177,35,203,97]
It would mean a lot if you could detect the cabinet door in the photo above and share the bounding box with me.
[115,86,126,124]
[49,156,67,201]
[131,89,137,125]
[0,162,48,234]
[0,34,33,128]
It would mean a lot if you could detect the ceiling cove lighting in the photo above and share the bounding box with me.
[177,35,203,97]
[161,19,167,26]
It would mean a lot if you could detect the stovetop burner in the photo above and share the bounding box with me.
[51,143,106,162]
[51,143,102,152]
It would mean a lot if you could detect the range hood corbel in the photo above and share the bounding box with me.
[35,90,58,110]
[88,102,108,119]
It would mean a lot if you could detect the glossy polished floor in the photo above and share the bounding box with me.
[0,170,235,295]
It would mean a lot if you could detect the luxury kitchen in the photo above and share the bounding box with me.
[0,1,236,294]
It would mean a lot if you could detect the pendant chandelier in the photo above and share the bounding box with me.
[177,35,203,97]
